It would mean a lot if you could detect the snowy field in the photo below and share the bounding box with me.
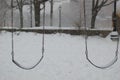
[0,31,120,80]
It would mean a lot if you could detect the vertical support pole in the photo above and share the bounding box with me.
[42,2,45,53]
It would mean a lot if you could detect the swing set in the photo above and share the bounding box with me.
[8,0,120,70]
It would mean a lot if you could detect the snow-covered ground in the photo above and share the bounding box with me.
[0,31,120,80]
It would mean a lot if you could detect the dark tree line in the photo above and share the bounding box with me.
[11,0,53,28]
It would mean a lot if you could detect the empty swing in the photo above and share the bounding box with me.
[83,0,119,69]
[11,3,46,70]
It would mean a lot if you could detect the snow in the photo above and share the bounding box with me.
[0,26,113,31]
[0,26,77,30]
[0,31,120,80]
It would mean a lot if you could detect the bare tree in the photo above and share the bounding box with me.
[33,0,49,27]
[16,0,25,28]
[91,0,116,28]
[33,0,40,27]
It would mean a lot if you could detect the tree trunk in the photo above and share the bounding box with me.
[91,11,97,29]
[30,0,32,27]
[59,6,62,28]
[50,0,53,26]
[20,8,23,28]
[91,15,96,28]
[34,0,40,27]
[11,0,13,27]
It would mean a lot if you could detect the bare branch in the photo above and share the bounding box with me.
[103,0,119,6]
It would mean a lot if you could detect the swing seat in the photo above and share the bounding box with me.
[110,31,119,41]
